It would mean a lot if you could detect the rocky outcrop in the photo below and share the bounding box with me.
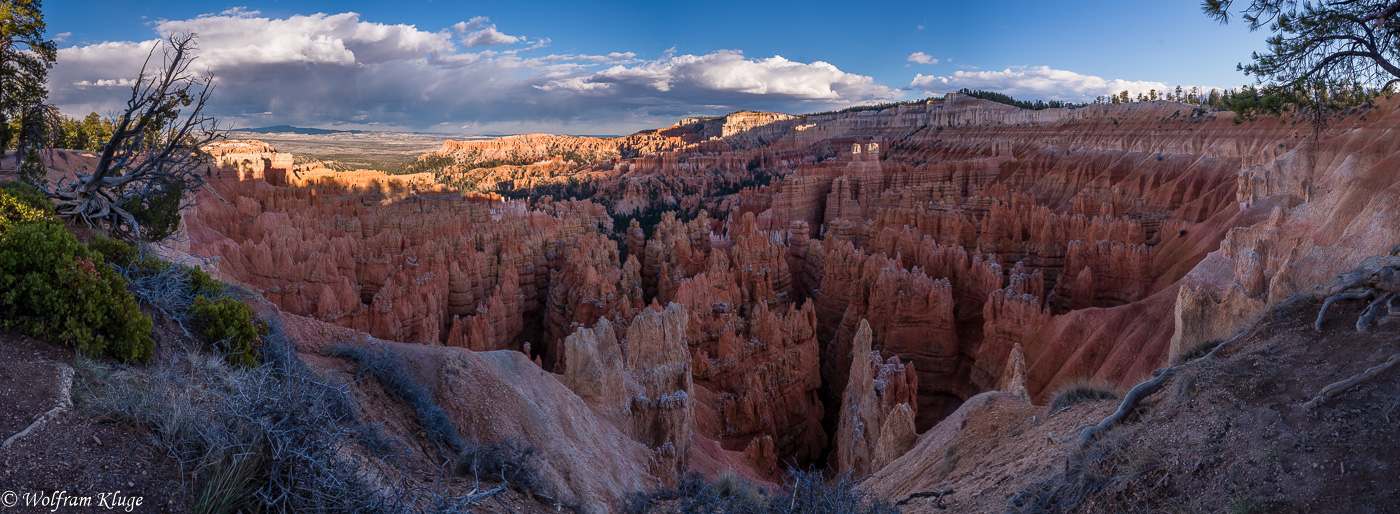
[560,318,627,415]
[834,320,918,475]
[624,304,694,484]
[1169,113,1400,362]
[387,341,657,513]
[205,139,297,185]
[721,111,797,139]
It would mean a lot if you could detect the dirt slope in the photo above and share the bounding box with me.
[873,296,1400,513]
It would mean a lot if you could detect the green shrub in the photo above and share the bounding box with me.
[181,263,224,299]
[0,219,153,362]
[88,234,139,268]
[0,181,51,229]
[121,178,184,242]
[191,295,265,368]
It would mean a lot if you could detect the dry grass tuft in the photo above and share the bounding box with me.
[1048,379,1120,412]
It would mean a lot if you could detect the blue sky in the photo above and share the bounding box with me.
[44,1,1268,134]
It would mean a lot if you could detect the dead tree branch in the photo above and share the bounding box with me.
[44,33,224,241]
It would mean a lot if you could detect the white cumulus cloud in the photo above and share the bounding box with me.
[452,16,521,48]
[47,11,901,134]
[461,26,520,48]
[907,52,938,65]
[910,65,1182,102]
[73,78,137,87]
[155,12,454,67]
[453,17,489,33]
[581,50,896,101]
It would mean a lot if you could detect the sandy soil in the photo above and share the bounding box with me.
[0,333,190,512]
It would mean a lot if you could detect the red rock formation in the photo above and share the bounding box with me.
[560,318,625,411]
[543,234,637,366]
[623,304,694,484]
[835,320,918,475]
[433,133,622,166]
[187,92,1390,495]
[189,158,612,361]
[639,211,826,471]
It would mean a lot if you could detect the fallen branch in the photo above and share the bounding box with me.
[1303,353,1400,409]
[897,489,954,507]
[449,486,505,509]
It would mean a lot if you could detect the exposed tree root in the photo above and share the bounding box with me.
[1310,254,1400,331]
[1304,353,1400,409]
[2,364,74,448]
[1070,251,1400,488]
[1077,368,1177,449]
[1316,289,1374,331]
[1357,292,1396,330]
[1074,308,1274,450]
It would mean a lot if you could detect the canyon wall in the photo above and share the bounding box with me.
[185,95,1400,506]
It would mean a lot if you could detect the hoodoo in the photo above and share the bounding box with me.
[183,94,1400,491]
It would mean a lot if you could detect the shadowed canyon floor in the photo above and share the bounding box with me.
[9,93,1400,511]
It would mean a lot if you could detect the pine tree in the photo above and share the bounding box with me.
[1206,1,1400,90]
[0,0,58,155]
[78,112,111,151]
